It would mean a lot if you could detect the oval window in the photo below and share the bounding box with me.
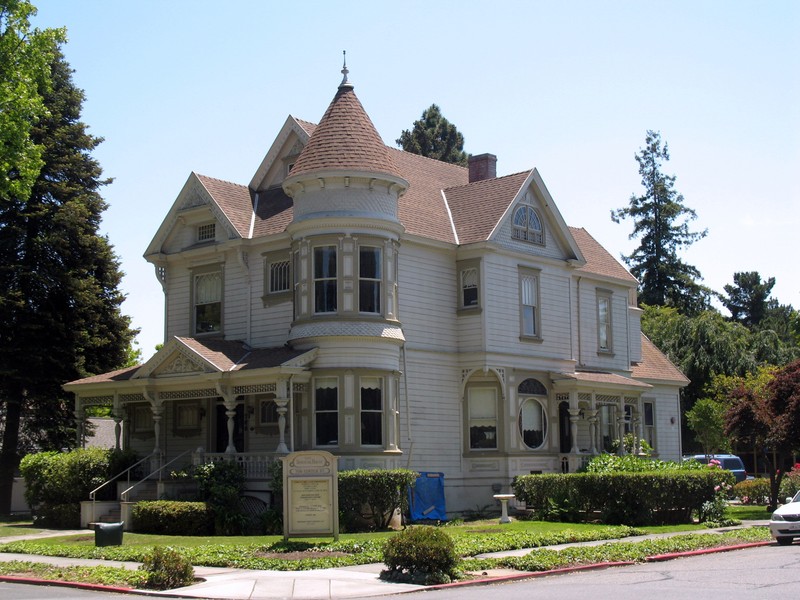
[519,398,547,450]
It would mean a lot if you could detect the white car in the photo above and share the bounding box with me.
[770,491,800,545]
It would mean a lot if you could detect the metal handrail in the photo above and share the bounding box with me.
[120,448,195,502]
[88,451,156,524]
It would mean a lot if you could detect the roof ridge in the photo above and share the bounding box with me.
[387,146,469,170]
[195,173,247,188]
[445,169,531,192]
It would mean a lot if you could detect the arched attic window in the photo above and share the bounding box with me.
[512,205,544,245]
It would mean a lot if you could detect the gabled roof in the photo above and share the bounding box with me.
[445,171,531,244]
[195,174,253,238]
[631,336,690,384]
[64,337,315,388]
[569,227,638,284]
[287,84,403,181]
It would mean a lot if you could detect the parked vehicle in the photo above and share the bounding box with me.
[683,454,747,482]
[770,491,800,545]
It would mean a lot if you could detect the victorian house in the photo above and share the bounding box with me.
[65,65,687,517]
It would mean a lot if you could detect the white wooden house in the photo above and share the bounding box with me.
[65,67,687,516]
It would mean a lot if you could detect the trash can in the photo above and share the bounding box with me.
[94,521,124,547]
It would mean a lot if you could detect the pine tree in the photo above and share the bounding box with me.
[612,131,709,314]
[396,104,469,166]
[0,49,136,515]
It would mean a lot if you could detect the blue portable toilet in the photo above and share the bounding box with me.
[409,472,446,522]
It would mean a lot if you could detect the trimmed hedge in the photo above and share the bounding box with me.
[733,478,771,505]
[132,501,214,535]
[338,469,418,531]
[381,526,459,585]
[512,470,732,525]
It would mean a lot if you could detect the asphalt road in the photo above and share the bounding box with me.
[387,544,800,600]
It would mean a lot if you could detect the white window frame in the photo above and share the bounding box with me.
[313,377,339,447]
[192,267,223,335]
[643,400,656,450]
[519,268,541,340]
[457,259,481,312]
[512,205,545,245]
[467,387,498,451]
[358,246,382,314]
[359,376,383,447]
[597,290,613,353]
[518,397,547,450]
[313,245,337,314]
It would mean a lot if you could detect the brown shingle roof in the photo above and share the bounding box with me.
[195,174,253,238]
[176,337,307,371]
[446,171,531,244]
[570,226,638,284]
[631,335,690,384]
[393,149,467,243]
[252,186,293,238]
[288,86,403,181]
[65,365,140,385]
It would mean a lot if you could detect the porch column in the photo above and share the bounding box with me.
[633,412,642,455]
[275,398,289,454]
[224,398,238,454]
[387,374,399,452]
[568,408,581,454]
[112,394,122,451]
[74,398,83,447]
[587,409,599,455]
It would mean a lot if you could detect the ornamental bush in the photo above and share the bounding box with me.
[19,448,139,527]
[513,470,731,526]
[139,546,195,590]
[192,460,247,535]
[381,526,459,585]
[733,478,771,505]
[338,469,418,531]
[131,501,214,535]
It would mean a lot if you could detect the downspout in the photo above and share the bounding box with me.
[576,276,583,367]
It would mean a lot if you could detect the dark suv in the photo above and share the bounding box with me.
[683,454,747,482]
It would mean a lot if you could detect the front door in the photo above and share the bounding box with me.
[215,403,245,453]
[559,401,572,453]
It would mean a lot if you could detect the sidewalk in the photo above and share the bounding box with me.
[0,521,772,600]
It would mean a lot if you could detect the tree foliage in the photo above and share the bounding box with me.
[725,360,800,508]
[685,398,728,456]
[612,131,709,314]
[396,104,469,166]
[0,47,136,515]
[721,271,774,328]
[0,0,64,200]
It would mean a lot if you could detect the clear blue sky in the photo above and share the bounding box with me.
[31,0,799,360]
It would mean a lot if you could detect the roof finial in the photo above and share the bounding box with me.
[339,50,353,89]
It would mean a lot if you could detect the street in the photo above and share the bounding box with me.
[383,544,800,600]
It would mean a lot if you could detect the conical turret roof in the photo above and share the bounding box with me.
[287,78,403,181]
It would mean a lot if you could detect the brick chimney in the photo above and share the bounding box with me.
[468,153,497,183]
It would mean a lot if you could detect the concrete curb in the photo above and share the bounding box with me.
[0,574,136,594]
[643,540,772,561]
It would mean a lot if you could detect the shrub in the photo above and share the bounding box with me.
[733,478,771,505]
[381,526,459,585]
[513,470,730,526]
[19,448,138,528]
[131,501,214,535]
[192,460,246,535]
[34,503,80,529]
[338,469,418,531]
[139,546,195,590]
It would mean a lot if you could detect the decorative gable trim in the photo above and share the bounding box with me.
[249,116,312,191]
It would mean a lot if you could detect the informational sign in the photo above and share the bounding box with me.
[282,451,339,541]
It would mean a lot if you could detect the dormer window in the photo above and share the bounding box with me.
[512,205,544,245]
[197,223,216,242]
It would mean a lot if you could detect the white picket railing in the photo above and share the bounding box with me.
[200,451,278,480]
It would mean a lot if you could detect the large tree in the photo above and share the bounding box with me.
[612,130,709,314]
[721,271,775,328]
[396,104,469,166]
[0,48,136,515]
[0,1,63,200]
[725,360,800,509]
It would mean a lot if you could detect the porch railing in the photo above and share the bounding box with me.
[121,448,194,502]
[88,451,157,523]
[201,452,279,480]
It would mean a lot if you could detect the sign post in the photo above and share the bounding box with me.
[282,451,339,541]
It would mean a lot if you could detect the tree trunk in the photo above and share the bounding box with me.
[0,394,23,516]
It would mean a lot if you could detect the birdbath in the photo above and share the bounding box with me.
[493,493,515,524]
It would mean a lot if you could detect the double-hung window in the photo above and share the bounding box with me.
[457,259,480,311]
[643,401,656,449]
[519,269,541,339]
[360,377,382,446]
[597,291,613,353]
[314,246,337,314]
[314,377,338,446]
[468,388,497,450]
[359,246,381,314]
[194,270,222,334]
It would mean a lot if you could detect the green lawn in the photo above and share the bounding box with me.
[0,521,41,538]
